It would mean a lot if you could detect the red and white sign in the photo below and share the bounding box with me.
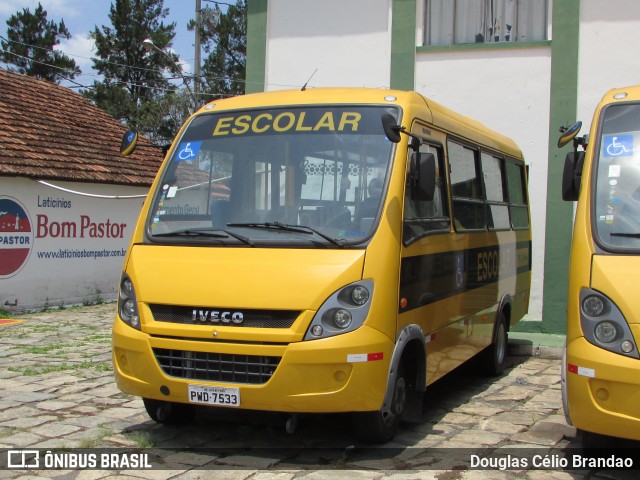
[0,196,34,278]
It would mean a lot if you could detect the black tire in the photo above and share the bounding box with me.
[479,312,508,377]
[352,364,407,443]
[143,398,195,425]
[580,429,620,450]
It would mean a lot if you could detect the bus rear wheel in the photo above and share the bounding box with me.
[143,398,195,425]
[352,365,407,443]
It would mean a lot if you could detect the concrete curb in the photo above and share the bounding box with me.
[508,332,564,359]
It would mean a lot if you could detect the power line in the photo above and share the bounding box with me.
[1,34,249,86]
[0,34,187,77]
[0,48,230,97]
[1,49,167,92]
[1,33,302,92]
[1,50,239,100]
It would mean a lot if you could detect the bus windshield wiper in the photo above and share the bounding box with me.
[228,222,347,246]
[152,228,253,245]
[610,232,640,238]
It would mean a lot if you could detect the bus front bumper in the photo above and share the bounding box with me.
[112,318,393,414]
[565,336,640,441]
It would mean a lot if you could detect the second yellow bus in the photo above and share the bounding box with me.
[560,85,640,445]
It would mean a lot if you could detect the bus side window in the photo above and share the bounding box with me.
[505,160,530,229]
[403,143,450,244]
[481,152,510,230]
[448,140,486,230]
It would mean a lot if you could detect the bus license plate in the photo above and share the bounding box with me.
[188,385,240,407]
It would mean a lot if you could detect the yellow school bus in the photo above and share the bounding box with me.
[113,88,531,442]
[560,86,640,444]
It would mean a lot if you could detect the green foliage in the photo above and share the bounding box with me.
[82,0,180,143]
[2,0,247,143]
[1,2,80,83]
[126,431,154,448]
[189,0,246,99]
[9,360,112,376]
[136,89,193,143]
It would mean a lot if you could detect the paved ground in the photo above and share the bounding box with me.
[0,303,637,479]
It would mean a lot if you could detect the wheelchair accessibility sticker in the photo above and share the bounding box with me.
[603,135,633,157]
[176,141,202,161]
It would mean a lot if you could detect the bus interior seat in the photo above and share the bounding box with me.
[319,205,351,229]
[298,209,319,227]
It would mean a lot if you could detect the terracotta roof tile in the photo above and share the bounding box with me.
[0,68,164,187]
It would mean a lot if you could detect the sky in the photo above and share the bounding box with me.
[0,0,222,88]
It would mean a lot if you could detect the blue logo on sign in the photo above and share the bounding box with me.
[604,134,633,157]
[177,141,202,161]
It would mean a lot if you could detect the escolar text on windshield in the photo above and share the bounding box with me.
[212,111,362,136]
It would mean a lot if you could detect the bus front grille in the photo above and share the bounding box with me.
[153,348,280,384]
[150,304,299,329]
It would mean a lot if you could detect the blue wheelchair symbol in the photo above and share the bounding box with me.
[604,135,633,157]
[177,141,202,161]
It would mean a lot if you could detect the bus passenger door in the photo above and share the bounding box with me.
[399,137,466,384]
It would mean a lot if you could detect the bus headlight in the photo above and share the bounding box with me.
[305,280,373,340]
[333,309,352,329]
[351,285,370,306]
[582,295,605,317]
[118,274,140,330]
[579,288,639,358]
[594,321,618,343]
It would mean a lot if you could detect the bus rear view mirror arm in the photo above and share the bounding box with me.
[381,113,422,151]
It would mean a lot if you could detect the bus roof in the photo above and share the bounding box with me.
[601,84,640,103]
[197,88,523,159]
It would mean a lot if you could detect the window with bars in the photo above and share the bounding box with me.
[423,0,549,46]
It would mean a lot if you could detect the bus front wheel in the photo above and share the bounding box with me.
[352,364,406,443]
[143,398,195,425]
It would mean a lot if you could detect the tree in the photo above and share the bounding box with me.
[83,0,182,141]
[1,2,80,83]
[189,0,246,99]
[137,89,193,144]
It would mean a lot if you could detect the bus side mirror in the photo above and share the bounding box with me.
[381,113,402,143]
[410,152,436,202]
[120,130,171,157]
[558,121,582,148]
[562,151,585,201]
[120,130,138,157]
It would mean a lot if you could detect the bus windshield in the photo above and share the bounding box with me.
[594,103,640,251]
[147,106,397,246]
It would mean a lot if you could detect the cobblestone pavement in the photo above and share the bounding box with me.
[0,304,637,479]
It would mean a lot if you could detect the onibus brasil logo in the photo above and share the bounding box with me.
[0,196,34,278]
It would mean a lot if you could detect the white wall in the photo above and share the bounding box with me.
[265,0,392,90]
[264,0,551,319]
[0,177,147,311]
[416,48,552,319]
[578,0,640,133]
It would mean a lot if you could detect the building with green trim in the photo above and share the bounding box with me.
[245,0,640,334]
